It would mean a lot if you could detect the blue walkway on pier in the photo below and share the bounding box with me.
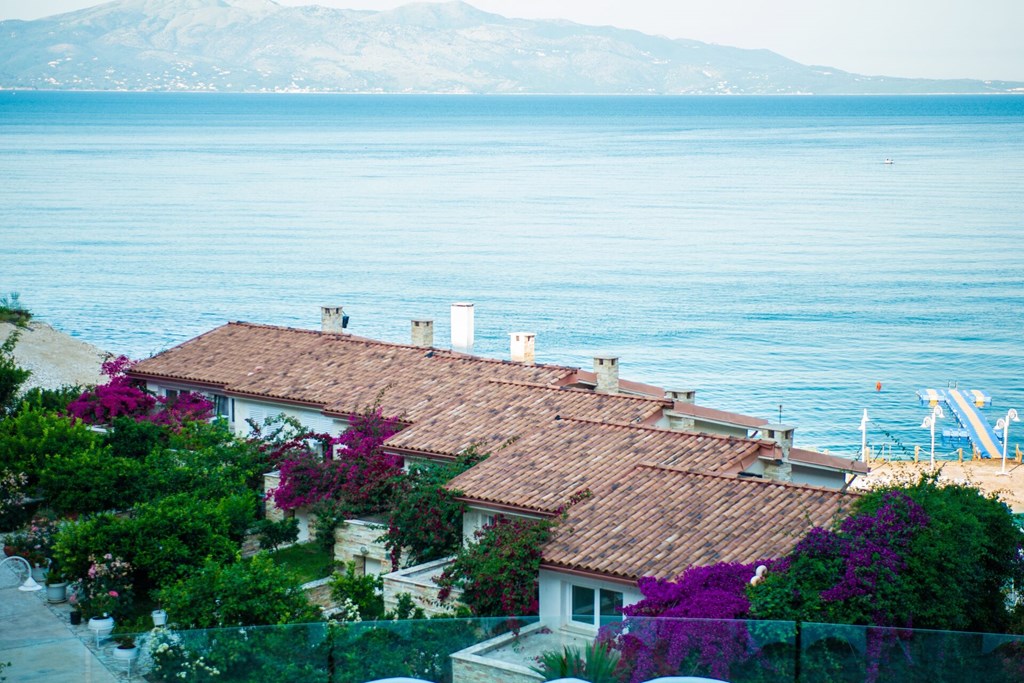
[917,388,1002,459]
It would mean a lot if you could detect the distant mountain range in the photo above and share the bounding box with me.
[2,0,1022,95]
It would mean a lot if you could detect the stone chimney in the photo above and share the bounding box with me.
[321,306,348,334]
[593,354,619,394]
[450,302,474,353]
[761,423,795,482]
[666,389,696,404]
[510,332,536,364]
[411,319,434,348]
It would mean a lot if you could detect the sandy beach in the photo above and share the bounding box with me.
[1,320,107,391]
[852,457,1024,513]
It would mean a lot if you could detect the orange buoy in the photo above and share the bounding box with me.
[875,381,882,392]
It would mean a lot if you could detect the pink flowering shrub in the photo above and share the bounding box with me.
[0,469,28,520]
[68,356,156,424]
[148,391,214,428]
[78,553,134,619]
[67,355,213,428]
[271,407,403,515]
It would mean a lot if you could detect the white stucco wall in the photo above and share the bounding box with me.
[461,506,544,544]
[144,381,349,438]
[537,568,642,631]
[233,397,347,438]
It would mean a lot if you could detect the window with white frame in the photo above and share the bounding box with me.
[570,584,623,627]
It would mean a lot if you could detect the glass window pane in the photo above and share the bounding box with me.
[599,589,623,622]
[571,586,595,624]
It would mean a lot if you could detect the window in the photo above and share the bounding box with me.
[570,585,622,627]
[164,389,179,403]
[213,395,231,419]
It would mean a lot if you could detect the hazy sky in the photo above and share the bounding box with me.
[2,0,1022,81]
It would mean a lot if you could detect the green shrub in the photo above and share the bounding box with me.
[255,517,300,552]
[329,561,384,621]
[0,292,31,326]
[51,512,128,581]
[15,385,83,415]
[383,446,487,569]
[128,493,239,590]
[0,406,103,483]
[533,642,621,682]
[39,448,145,514]
[156,554,320,629]
[216,492,259,543]
[142,441,266,502]
[106,416,169,459]
[0,330,31,415]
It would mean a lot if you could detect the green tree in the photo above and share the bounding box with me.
[39,447,145,514]
[750,474,1024,633]
[0,406,104,482]
[853,474,1024,632]
[0,330,30,415]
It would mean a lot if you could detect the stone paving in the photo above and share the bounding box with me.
[0,577,146,682]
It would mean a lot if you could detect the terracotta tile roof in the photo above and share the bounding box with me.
[448,419,768,514]
[542,464,854,581]
[671,402,769,430]
[789,447,869,475]
[129,322,577,421]
[385,380,668,458]
[565,370,667,398]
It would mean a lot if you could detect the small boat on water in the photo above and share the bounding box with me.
[883,158,894,165]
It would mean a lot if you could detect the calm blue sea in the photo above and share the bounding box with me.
[2,92,1023,456]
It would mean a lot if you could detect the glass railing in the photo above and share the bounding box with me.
[4,616,1024,682]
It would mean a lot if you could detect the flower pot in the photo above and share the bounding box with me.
[70,610,82,626]
[87,616,115,640]
[113,645,139,661]
[30,566,48,583]
[46,581,68,603]
[151,609,167,627]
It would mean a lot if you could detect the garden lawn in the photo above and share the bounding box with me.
[268,542,334,584]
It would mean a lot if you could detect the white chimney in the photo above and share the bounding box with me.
[594,354,619,394]
[321,306,348,334]
[411,319,434,348]
[450,303,474,353]
[510,332,536,364]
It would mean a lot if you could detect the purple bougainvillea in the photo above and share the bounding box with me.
[601,561,772,682]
